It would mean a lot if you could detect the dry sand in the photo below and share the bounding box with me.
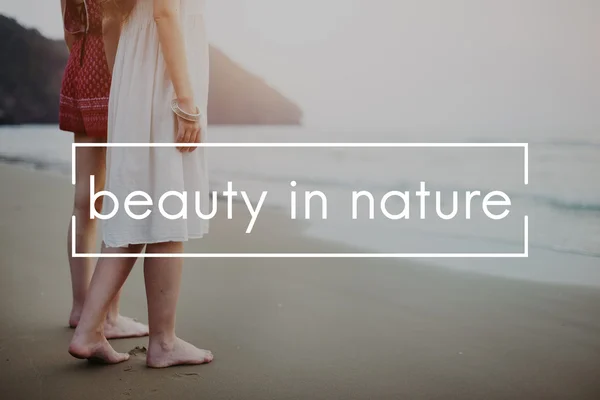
[0,163,599,399]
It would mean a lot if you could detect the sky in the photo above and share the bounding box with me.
[2,0,600,135]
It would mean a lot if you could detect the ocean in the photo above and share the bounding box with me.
[1,125,599,287]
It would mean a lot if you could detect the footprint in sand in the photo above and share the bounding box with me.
[172,372,201,381]
[127,346,147,357]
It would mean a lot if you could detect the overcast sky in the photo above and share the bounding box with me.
[2,0,599,136]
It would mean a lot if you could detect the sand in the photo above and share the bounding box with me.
[0,163,599,399]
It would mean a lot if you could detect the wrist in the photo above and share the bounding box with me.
[177,97,196,114]
[171,99,201,122]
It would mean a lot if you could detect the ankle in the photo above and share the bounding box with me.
[71,302,85,313]
[149,333,177,351]
[73,323,104,339]
[105,311,120,325]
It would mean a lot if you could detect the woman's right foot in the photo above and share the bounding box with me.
[147,337,213,368]
[69,332,130,364]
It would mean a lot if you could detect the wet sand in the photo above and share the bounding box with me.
[1,163,599,399]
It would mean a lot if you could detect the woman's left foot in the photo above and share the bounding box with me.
[104,315,149,339]
[147,337,213,368]
[70,314,149,339]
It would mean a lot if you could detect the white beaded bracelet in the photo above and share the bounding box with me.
[171,99,202,122]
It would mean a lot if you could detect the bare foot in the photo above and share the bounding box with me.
[104,316,149,339]
[70,312,149,339]
[69,333,130,364]
[147,337,213,368]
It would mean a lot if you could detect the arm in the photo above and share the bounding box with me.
[102,15,122,74]
[61,0,76,52]
[153,0,200,151]
[153,0,195,112]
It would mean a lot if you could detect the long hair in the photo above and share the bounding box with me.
[99,0,136,20]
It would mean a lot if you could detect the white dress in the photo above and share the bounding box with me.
[102,0,210,248]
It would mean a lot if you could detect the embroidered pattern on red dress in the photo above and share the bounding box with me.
[59,0,111,138]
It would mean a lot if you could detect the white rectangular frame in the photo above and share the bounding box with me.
[72,142,529,258]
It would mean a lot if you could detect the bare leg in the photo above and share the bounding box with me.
[68,134,148,338]
[68,244,144,363]
[144,242,213,368]
[67,135,105,327]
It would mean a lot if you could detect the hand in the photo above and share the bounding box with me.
[175,99,201,153]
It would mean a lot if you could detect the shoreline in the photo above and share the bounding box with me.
[1,125,600,280]
[1,160,600,289]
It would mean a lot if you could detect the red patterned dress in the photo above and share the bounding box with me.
[59,0,111,138]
